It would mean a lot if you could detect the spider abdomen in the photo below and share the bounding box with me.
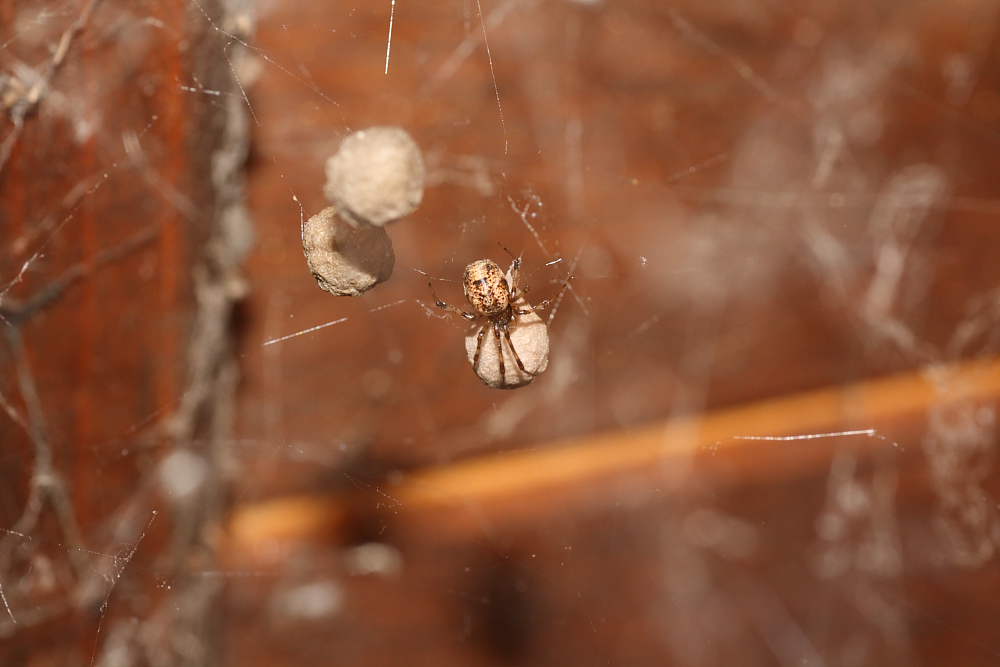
[463,259,509,316]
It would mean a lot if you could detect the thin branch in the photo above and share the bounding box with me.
[2,327,88,578]
[0,0,105,174]
[0,226,159,325]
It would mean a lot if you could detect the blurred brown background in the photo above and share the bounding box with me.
[2,0,1000,664]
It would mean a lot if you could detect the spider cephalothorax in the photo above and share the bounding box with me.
[430,254,549,388]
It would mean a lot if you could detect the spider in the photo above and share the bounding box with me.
[429,253,549,387]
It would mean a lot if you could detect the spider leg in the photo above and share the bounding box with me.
[498,243,518,262]
[518,274,575,312]
[493,320,506,386]
[503,249,524,296]
[515,297,549,315]
[510,292,556,317]
[428,281,477,321]
[472,324,488,371]
[503,325,536,376]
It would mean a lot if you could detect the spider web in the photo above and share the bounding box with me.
[2,0,1000,665]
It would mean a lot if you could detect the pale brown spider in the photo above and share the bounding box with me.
[429,254,549,387]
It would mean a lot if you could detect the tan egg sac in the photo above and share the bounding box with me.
[302,206,394,296]
[464,296,549,389]
[323,126,425,227]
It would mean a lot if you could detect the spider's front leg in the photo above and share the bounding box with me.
[502,324,537,377]
[515,299,548,316]
[493,320,506,386]
[514,291,562,316]
[496,244,525,298]
[514,273,575,314]
[506,257,524,300]
[472,324,489,371]
[428,281,477,321]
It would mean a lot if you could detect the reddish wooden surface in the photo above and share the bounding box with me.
[2,0,1000,665]
[0,0,231,663]
[239,0,1000,488]
[230,1,1000,664]
[223,358,1000,667]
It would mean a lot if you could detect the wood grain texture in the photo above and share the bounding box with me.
[0,0,241,663]
[239,0,1000,485]
[223,357,1000,667]
[2,0,1000,665]
[228,355,1000,547]
[231,1,1000,665]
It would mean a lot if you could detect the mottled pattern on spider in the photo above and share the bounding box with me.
[430,255,547,387]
